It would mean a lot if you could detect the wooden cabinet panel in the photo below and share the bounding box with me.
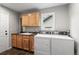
[23,35,29,39]
[23,36,30,50]
[29,13,36,26]
[12,35,17,39]
[29,12,40,26]
[22,15,29,26]
[35,12,40,26]
[12,34,34,52]
[16,35,22,49]
[23,38,29,50]
[21,12,40,26]
[29,36,34,51]
[12,35,17,47]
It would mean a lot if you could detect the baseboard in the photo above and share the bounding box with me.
[0,47,12,53]
[7,47,12,50]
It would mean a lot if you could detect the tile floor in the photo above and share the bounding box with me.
[0,48,34,55]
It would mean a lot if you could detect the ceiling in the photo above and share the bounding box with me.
[1,3,67,12]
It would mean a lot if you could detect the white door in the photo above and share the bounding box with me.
[0,13,10,53]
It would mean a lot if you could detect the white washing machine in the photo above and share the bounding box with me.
[34,34,74,55]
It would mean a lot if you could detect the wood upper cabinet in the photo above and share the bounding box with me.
[22,36,30,50]
[12,35,17,47]
[29,36,34,51]
[29,12,40,26]
[21,15,29,26]
[16,35,23,49]
[29,13,36,26]
[35,12,40,26]
[21,12,40,26]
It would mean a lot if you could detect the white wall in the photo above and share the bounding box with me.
[0,5,19,47]
[40,4,70,31]
[69,3,79,55]
[9,9,19,47]
[0,5,19,32]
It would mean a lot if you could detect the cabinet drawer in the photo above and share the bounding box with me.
[23,36,29,39]
[30,36,34,38]
[12,35,17,39]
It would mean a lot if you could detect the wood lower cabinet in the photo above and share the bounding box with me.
[29,36,34,51]
[23,36,30,50]
[16,35,23,49]
[12,34,34,52]
[35,12,40,26]
[12,35,17,47]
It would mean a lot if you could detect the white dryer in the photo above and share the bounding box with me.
[34,34,74,55]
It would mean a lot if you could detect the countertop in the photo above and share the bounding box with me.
[11,33,37,36]
[35,34,73,40]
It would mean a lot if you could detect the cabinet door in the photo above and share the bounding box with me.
[30,36,34,51]
[29,13,36,26]
[35,12,40,26]
[22,15,29,26]
[16,35,22,49]
[23,36,30,50]
[12,35,17,47]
